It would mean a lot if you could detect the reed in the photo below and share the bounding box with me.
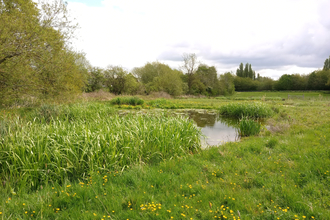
[238,116,261,137]
[0,106,201,189]
[110,96,144,106]
[219,102,273,118]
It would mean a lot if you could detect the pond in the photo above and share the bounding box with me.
[118,109,259,148]
[175,109,240,148]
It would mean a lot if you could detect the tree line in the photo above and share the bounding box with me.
[1,0,330,107]
[234,59,330,91]
[84,53,235,97]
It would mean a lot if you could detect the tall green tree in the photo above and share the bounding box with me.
[236,63,244,77]
[323,56,330,71]
[236,63,255,79]
[195,64,218,95]
[104,66,127,95]
[85,67,104,92]
[181,53,199,94]
[218,72,235,95]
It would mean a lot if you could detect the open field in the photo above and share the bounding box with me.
[1,91,330,219]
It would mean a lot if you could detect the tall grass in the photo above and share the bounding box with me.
[219,102,274,118]
[238,117,261,137]
[0,109,201,189]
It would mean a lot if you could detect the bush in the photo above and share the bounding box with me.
[238,117,261,137]
[110,97,144,106]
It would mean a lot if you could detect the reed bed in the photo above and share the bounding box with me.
[238,117,261,136]
[219,102,274,118]
[0,105,201,189]
[110,96,144,106]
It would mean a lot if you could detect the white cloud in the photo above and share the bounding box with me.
[67,0,330,79]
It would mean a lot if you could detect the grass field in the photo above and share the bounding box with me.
[1,91,330,219]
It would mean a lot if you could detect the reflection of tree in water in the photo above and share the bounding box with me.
[187,110,239,128]
[216,115,239,127]
[188,111,217,127]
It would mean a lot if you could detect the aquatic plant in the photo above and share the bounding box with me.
[238,117,261,137]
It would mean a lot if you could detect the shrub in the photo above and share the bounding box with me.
[110,97,144,106]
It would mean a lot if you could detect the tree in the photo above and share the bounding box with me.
[85,67,104,92]
[133,62,184,96]
[256,76,275,91]
[323,56,330,71]
[274,74,292,90]
[234,76,258,91]
[236,63,244,77]
[218,72,235,95]
[195,64,218,95]
[0,0,83,105]
[123,73,141,95]
[236,63,255,79]
[104,66,127,95]
[181,53,199,94]
[307,70,330,90]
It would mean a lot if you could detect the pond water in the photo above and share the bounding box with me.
[176,110,240,147]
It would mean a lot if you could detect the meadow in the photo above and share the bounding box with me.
[0,91,330,219]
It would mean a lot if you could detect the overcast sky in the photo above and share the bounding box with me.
[67,0,330,79]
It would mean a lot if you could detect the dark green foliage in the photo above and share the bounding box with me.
[236,63,255,79]
[218,72,235,95]
[274,74,308,91]
[195,65,218,95]
[234,76,258,91]
[85,67,104,92]
[104,66,127,95]
[307,70,330,90]
[110,97,144,106]
[323,56,330,71]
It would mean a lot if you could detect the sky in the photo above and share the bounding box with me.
[66,0,330,79]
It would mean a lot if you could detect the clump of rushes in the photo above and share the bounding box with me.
[219,102,273,118]
[110,97,144,106]
[238,117,261,137]
[0,112,201,189]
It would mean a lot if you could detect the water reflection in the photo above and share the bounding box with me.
[178,110,240,147]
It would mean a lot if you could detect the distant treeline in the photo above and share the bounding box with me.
[84,58,330,97]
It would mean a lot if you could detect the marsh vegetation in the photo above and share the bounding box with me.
[1,93,330,219]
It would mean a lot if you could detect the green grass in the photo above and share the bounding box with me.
[1,92,330,219]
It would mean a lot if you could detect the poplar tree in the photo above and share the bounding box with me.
[236,63,255,80]
[323,56,330,71]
